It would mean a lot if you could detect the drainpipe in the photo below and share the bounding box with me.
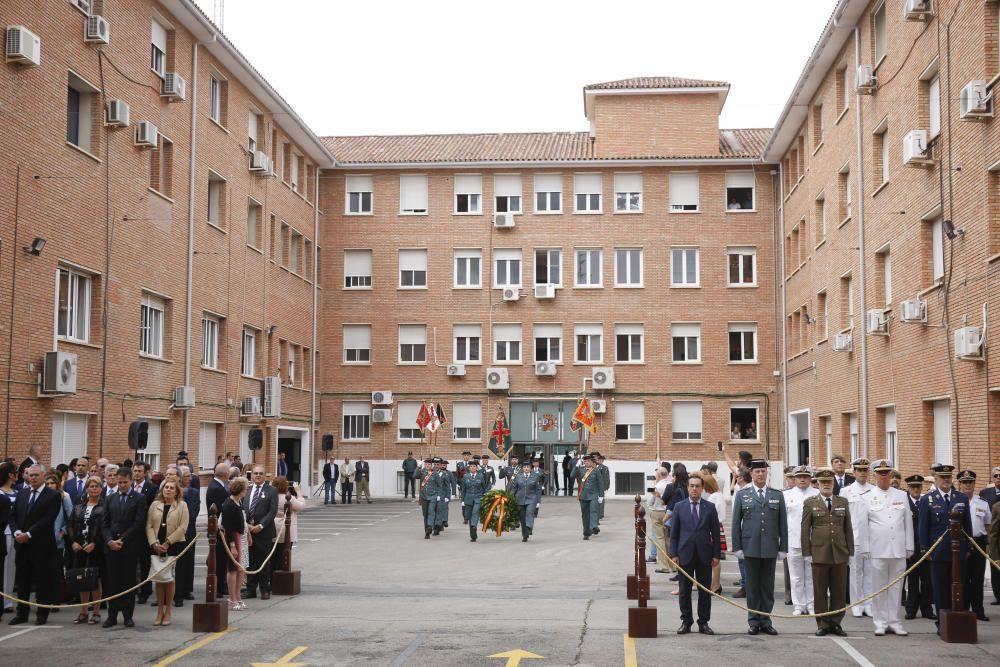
[775,167,788,464]
[309,167,319,487]
[853,26,871,458]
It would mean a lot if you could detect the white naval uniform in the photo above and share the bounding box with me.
[856,486,914,633]
[783,484,819,613]
[843,481,874,616]
[970,495,991,538]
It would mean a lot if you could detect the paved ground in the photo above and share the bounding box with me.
[2,497,998,666]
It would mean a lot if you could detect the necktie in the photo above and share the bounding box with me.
[943,492,949,504]
[758,487,765,501]
[77,479,84,495]
[249,486,260,516]
[120,493,127,507]
[692,501,699,522]
[28,490,37,509]
[827,498,832,512]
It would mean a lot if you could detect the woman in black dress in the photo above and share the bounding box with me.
[221,478,248,611]
[68,477,105,624]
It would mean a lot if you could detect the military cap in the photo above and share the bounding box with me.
[783,465,795,477]
[891,470,902,479]
[813,468,835,481]
[792,465,812,477]
[749,459,769,469]
[468,460,479,467]
[870,459,893,473]
[441,459,449,465]
[591,451,602,459]
[424,458,434,463]
[521,460,533,467]
[957,469,976,482]
[930,462,955,476]
[587,453,598,461]
[904,474,925,486]
[472,455,481,460]
[851,457,870,470]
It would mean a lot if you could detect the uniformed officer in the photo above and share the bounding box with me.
[781,466,795,607]
[438,459,453,529]
[596,453,610,522]
[509,460,542,542]
[802,468,852,637]
[843,457,874,617]
[455,451,471,500]
[958,469,991,621]
[531,457,546,515]
[575,454,602,540]
[784,465,819,615]
[732,459,788,636]
[918,463,973,632]
[856,459,913,636]
[480,454,497,489]
[500,456,520,490]
[460,460,488,542]
[903,475,935,620]
[419,458,440,539]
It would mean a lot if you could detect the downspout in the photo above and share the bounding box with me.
[776,166,788,464]
[309,167,319,487]
[853,26,871,458]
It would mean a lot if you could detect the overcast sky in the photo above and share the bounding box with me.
[194,0,839,137]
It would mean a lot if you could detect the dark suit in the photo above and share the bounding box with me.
[277,458,288,478]
[242,483,279,594]
[101,489,147,622]
[918,487,972,619]
[205,479,229,594]
[980,485,1000,604]
[322,462,339,504]
[65,476,88,502]
[904,495,934,618]
[355,461,371,502]
[16,456,38,484]
[8,485,61,621]
[669,498,721,626]
[832,473,855,496]
[175,486,200,602]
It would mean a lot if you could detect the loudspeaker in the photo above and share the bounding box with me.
[322,434,334,451]
[248,427,264,450]
[128,420,148,450]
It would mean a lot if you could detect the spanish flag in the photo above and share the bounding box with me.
[571,397,597,434]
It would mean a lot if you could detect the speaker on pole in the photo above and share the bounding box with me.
[128,420,149,450]
[248,428,264,450]
[322,434,334,451]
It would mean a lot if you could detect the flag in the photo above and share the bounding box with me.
[436,403,447,427]
[426,401,441,433]
[488,406,512,460]
[571,397,597,434]
[416,402,431,432]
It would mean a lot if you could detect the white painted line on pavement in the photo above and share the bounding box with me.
[832,638,876,667]
[389,633,427,667]
[0,626,61,643]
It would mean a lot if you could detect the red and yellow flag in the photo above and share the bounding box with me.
[571,397,597,434]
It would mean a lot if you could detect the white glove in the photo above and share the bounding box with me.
[777,551,787,561]
[735,550,744,559]
[905,550,913,559]
[804,555,813,564]
[858,552,869,558]
[536,502,540,508]
[598,497,604,504]
[444,497,449,502]
[436,496,440,501]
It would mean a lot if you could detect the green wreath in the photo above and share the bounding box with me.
[479,489,521,534]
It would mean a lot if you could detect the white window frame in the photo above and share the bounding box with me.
[343,401,371,441]
[140,292,165,358]
[728,322,758,363]
[878,245,892,306]
[208,170,225,228]
[816,194,827,240]
[67,72,98,155]
[247,198,261,250]
[671,323,700,364]
[574,323,603,364]
[614,248,643,287]
[241,326,257,376]
[573,173,603,213]
[725,172,756,212]
[151,19,167,78]
[849,412,860,462]
[669,172,699,212]
[344,249,373,289]
[57,266,91,343]
[493,249,522,289]
[202,314,219,369]
[884,407,898,466]
[533,174,562,214]
[343,324,372,365]
[397,401,424,441]
[199,422,219,472]
[286,342,298,386]
[534,323,562,364]
[614,173,643,213]
[453,401,482,441]
[615,323,644,364]
[574,248,602,288]
[671,247,699,287]
[928,74,941,138]
[399,249,428,289]
[873,2,888,65]
[534,248,562,287]
[454,249,482,288]
[453,323,482,364]
[493,323,522,364]
[727,247,757,287]
[398,324,427,365]
[209,74,223,123]
[400,174,428,214]
[494,174,522,214]
[931,217,944,282]
[345,175,374,215]
[672,401,703,441]
[454,174,482,215]
[730,401,761,442]
[615,401,645,441]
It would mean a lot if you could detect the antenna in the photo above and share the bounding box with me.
[214,0,225,31]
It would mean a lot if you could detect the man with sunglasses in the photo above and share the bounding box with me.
[243,466,279,600]
[980,466,1000,607]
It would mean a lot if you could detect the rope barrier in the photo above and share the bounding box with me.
[962,529,1000,573]
[0,534,200,610]
[217,523,286,575]
[645,531,946,620]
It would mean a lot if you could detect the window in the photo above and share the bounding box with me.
[202,314,219,369]
[614,248,643,287]
[615,323,644,363]
[818,290,829,339]
[727,247,756,286]
[241,326,256,376]
[57,267,91,342]
[454,249,482,288]
[397,401,424,440]
[534,249,562,287]
[453,324,482,363]
[821,415,833,462]
[286,229,302,274]
[815,195,826,242]
[51,411,88,469]
[248,110,262,155]
[493,249,522,288]
[285,342,299,386]
[151,19,167,77]
[615,402,644,441]
[671,323,700,363]
[730,402,760,441]
[840,273,855,328]
[346,175,374,214]
[884,407,897,465]
[343,401,371,441]
[454,174,482,214]
[835,67,848,116]
[728,322,758,362]
[150,134,174,197]
[399,249,428,288]
[573,174,602,213]
[672,401,702,441]
[494,175,522,213]
[928,74,941,138]
[848,412,860,462]
[925,217,944,284]
[574,323,603,363]
[671,248,699,286]
[670,172,699,212]
[207,171,226,228]
[247,199,262,249]
[400,175,428,214]
[873,2,887,64]
[614,173,642,212]
[725,172,755,210]
[813,104,824,147]
[574,249,602,287]
[876,246,892,306]
[343,324,371,364]
[199,422,219,471]
[140,293,165,358]
[67,73,98,154]
[534,323,562,363]
[398,324,426,364]
[209,74,227,125]
[493,324,522,363]
[289,153,300,192]
[534,174,562,213]
[931,399,952,464]
[453,401,482,440]
[874,125,889,186]
[839,164,852,221]
[344,249,372,288]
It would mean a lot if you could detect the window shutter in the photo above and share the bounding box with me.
[493,323,521,342]
[453,324,481,338]
[573,173,602,195]
[346,175,373,192]
[494,175,522,197]
[726,172,755,189]
[534,323,562,338]
[397,401,421,429]
[454,174,482,195]
[615,323,644,336]
[399,249,427,272]
[343,401,370,417]
[574,323,602,336]
[614,173,642,192]
[669,173,699,207]
[616,402,644,425]
[398,324,425,345]
[672,323,700,337]
[344,249,372,275]
[400,175,428,211]
[151,20,167,52]
[534,173,562,192]
[672,401,702,432]
[343,325,371,349]
[453,401,481,428]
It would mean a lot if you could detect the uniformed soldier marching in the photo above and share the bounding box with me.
[419,458,442,539]
[801,468,852,637]
[438,459,454,529]
[509,461,542,542]
[903,474,935,620]
[460,461,488,542]
[958,469,992,621]
[574,454,602,540]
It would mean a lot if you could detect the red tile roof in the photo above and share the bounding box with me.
[584,76,729,90]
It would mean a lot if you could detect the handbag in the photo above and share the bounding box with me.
[66,555,99,593]
[149,553,174,583]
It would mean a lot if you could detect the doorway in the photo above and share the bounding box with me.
[277,430,303,483]
[788,410,810,466]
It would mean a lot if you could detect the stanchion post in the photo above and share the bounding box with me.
[628,500,657,637]
[271,492,301,596]
[627,495,640,599]
[939,510,977,643]
[192,504,228,632]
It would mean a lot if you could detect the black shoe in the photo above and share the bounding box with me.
[184,593,194,601]
[991,600,1000,606]
[784,598,792,606]
[677,623,692,634]
[137,596,148,605]
[698,624,715,635]
[244,592,258,599]
[977,613,989,622]
[443,522,448,528]
[815,628,829,637]
[592,527,600,535]
[732,580,742,586]
[33,617,47,626]
[583,535,590,540]
[123,618,134,628]
[367,501,372,504]
[102,618,117,628]
[904,611,916,620]
[173,600,183,608]
[747,626,760,635]
[761,626,778,636]
[522,537,528,542]
[669,575,680,582]
[8,616,28,626]
[150,600,158,607]
[832,625,848,637]
[923,612,937,620]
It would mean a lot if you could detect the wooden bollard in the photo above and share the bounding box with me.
[192,504,228,632]
[271,492,301,595]
[627,495,642,599]
[940,509,976,643]
[628,502,657,637]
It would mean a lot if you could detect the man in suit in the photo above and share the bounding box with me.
[7,464,61,626]
[205,462,230,598]
[322,455,339,504]
[918,463,973,633]
[460,461,488,542]
[563,452,574,497]
[66,456,90,502]
[131,461,158,604]
[980,465,1000,606]
[276,452,289,478]
[959,469,991,621]
[0,486,9,622]
[355,457,372,503]
[401,453,418,499]
[15,445,42,487]
[244,465,280,599]
[341,458,354,505]
[574,454,602,540]
[802,468,853,637]
[831,455,855,496]
[173,466,200,606]
[509,461,542,542]
[455,452,470,499]
[101,467,148,627]
[669,472,721,635]
[903,475,935,620]
[732,459,788,636]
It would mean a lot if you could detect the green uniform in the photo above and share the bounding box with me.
[575,466,603,538]
[510,470,543,540]
[802,493,854,631]
[732,484,789,631]
[461,470,488,532]
[421,470,450,534]
[597,463,610,521]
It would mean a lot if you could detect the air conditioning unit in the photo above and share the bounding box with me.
[493,212,515,228]
[372,408,393,423]
[959,80,992,119]
[104,99,130,128]
[42,350,77,394]
[590,399,607,414]
[172,386,196,409]
[84,15,110,44]
[832,332,853,352]
[5,26,41,66]
[903,0,933,19]
[902,130,930,165]
[502,288,520,302]
[900,299,927,323]
[486,367,509,390]
[867,309,888,334]
[161,72,187,102]
[249,150,271,172]
[371,390,393,405]
[856,64,876,93]
[240,396,261,416]
[263,375,282,418]
[954,326,983,359]
[592,367,616,390]
[534,361,556,376]
[446,364,466,377]
[134,121,158,148]
[534,284,555,299]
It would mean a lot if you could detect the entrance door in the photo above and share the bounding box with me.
[278,436,302,483]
